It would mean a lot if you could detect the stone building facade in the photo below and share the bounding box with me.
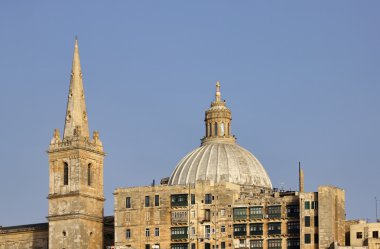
[113,83,346,249]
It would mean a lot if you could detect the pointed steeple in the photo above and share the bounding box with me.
[201,81,235,145]
[63,38,90,139]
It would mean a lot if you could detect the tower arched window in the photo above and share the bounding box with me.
[214,122,218,136]
[221,122,225,136]
[63,162,69,186]
[88,163,92,186]
[227,123,230,136]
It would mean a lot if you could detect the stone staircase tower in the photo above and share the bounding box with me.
[47,38,105,249]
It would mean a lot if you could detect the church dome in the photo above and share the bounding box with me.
[168,82,272,189]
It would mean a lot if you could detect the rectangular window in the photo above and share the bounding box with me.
[268,206,281,219]
[191,243,196,249]
[155,228,160,236]
[191,227,195,235]
[126,197,131,208]
[155,195,159,206]
[305,216,310,227]
[287,239,300,249]
[171,244,188,249]
[204,209,211,221]
[268,222,281,235]
[373,231,379,238]
[286,204,299,218]
[250,223,263,236]
[250,240,263,249]
[191,194,195,204]
[221,242,226,249]
[233,224,247,237]
[221,209,226,216]
[146,228,150,237]
[287,222,300,235]
[205,225,211,238]
[304,234,311,244]
[205,194,212,204]
[314,216,318,227]
[233,207,247,220]
[126,229,131,239]
[268,239,281,249]
[311,201,318,209]
[171,227,188,240]
[146,245,150,249]
[305,201,310,210]
[171,194,188,207]
[357,232,363,239]
[250,206,263,219]
[314,233,319,244]
[145,196,150,207]
[221,225,226,233]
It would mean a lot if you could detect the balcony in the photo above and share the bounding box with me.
[250,230,263,236]
[268,230,281,235]
[268,213,281,219]
[171,234,188,240]
[234,215,247,221]
[250,214,263,219]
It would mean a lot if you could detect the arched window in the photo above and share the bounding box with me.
[220,123,225,136]
[63,162,69,185]
[214,122,218,136]
[227,123,230,136]
[88,164,92,186]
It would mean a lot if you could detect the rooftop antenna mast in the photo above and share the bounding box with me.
[376,197,378,222]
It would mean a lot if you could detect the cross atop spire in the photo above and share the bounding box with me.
[215,81,221,102]
[63,38,89,139]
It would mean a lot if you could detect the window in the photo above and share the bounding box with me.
[126,197,131,208]
[146,245,150,249]
[268,223,281,235]
[268,206,281,219]
[304,234,311,244]
[233,224,246,237]
[191,194,195,204]
[145,196,150,207]
[171,244,188,249]
[221,226,226,233]
[286,205,299,218]
[64,162,69,185]
[250,206,263,219]
[250,240,263,249]
[126,229,131,239]
[287,222,300,234]
[233,208,247,220]
[155,195,159,206]
[221,209,226,216]
[214,122,218,136]
[221,242,226,249]
[87,164,92,186]
[191,227,195,235]
[250,223,263,236]
[171,194,188,207]
[191,243,196,249]
[205,225,211,238]
[155,228,160,236]
[287,239,300,249]
[305,201,310,210]
[171,227,188,240]
[311,201,318,209]
[205,194,212,204]
[314,233,319,244]
[305,216,310,227]
[314,216,318,227]
[268,239,281,249]
[357,232,363,239]
[373,231,379,238]
[145,228,150,237]
[204,209,211,221]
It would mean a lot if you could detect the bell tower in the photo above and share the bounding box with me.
[47,39,105,249]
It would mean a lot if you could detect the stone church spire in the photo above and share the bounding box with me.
[201,81,235,145]
[63,38,89,139]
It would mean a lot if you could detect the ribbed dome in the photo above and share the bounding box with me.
[169,142,272,188]
[169,82,272,189]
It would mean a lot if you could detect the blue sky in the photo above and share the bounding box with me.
[0,1,379,226]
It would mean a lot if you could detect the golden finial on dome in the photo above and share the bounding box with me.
[215,80,221,102]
